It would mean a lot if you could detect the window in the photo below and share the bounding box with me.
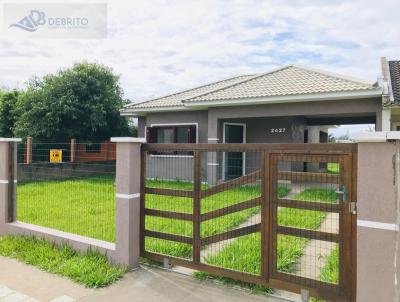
[147,124,197,155]
[85,143,102,153]
[147,125,197,144]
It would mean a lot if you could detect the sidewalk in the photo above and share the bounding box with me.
[0,256,289,302]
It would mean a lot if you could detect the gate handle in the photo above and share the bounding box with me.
[335,185,346,202]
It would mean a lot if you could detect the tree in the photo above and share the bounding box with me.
[14,62,136,141]
[0,89,20,137]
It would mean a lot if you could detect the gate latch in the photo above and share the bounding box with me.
[349,202,357,215]
[336,185,346,202]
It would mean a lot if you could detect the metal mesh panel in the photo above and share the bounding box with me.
[16,141,116,243]
[144,151,194,259]
[142,148,263,270]
[200,150,262,275]
[141,143,355,301]
[272,154,342,289]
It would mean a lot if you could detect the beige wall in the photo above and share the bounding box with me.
[357,142,400,302]
[138,110,208,142]
[137,97,382,143]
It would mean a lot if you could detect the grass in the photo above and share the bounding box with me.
[17,176,116,242]
[0,235,126,287]
[16,176,338,295]
[17,176,288,258]
[144,183,290,258]
[195,188,338,293]
[320,246,339,284]
[310,246,339,302]
[326,163,340,174]
[292,188,338,203]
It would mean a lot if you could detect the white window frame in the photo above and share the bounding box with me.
[222,122,246,180]
[146,122,198,158]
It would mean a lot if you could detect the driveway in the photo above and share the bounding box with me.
[0,256,290,302]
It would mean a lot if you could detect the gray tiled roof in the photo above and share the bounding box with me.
[127,74,254,109]
[389,61,400,103]
[126,65,378,110]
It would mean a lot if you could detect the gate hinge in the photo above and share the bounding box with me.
[349,202,357,215]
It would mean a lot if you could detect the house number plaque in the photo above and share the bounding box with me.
[270,128,286,134]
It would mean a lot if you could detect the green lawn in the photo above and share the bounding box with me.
[0,235,126,287]
[16,176,338,294]
[326,163,340,174]
[17,176,116,242]
[144,182,289,258]
[17,177,288,259]
[196,188,337,292]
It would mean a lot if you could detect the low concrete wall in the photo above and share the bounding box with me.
[6,221,116,258]
[18,161,115,182]
[0,138,144,270]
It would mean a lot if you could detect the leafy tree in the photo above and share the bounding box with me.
[328,133,336,143]
[0,89,20,137]
[14,62,136,141]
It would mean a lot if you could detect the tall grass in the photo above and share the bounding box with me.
[0,235,126,287]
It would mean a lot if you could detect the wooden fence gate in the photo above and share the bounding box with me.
[140,143,357,301]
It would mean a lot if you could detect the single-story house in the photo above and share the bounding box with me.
[122,64,382,181]
[381,57,400,130]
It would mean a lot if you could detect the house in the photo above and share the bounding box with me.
[76,141,116,162]
[381,57,400,130]
[122,65,382,181]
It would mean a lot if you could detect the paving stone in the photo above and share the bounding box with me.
[0,292,30,302]
[0,285,15,299]
[49,296,75,302]
[23,299,41,302]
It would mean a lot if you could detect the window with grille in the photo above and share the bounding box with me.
[147,125,197,155]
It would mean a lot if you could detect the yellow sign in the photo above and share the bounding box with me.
[50,149,62,163]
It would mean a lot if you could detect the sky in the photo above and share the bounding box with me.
[0,0,399,107]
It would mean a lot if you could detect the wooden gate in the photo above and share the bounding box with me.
[140,143,357,301]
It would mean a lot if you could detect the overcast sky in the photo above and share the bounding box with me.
[0,0,399,104]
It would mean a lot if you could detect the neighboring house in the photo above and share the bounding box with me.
[76,142,116,162]
[122,65,382,180]
[381,57,400,130]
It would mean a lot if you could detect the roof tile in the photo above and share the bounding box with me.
[127,65,378,110]
[389,61,400,103]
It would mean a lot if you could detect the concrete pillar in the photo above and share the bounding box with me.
[25,137,32,165]
[382,108,391,131]
[0,138,21,235]
[353,132,400,302]
[70,139,76,163]
[307,126,320,143]
[307,126,320,172]
[110,137,146,269]
[207,113,219,185]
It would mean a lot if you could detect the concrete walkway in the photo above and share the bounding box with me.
[0,257,288,302]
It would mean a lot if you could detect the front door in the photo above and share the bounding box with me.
[223,123,245,180]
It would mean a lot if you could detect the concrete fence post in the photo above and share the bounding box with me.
[111,137,146,269]
[0,138,21,235]
[353,132,400,302]
[25,136,32,165]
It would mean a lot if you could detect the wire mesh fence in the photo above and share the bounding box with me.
[143,148,263,270]
[16,141,116,243]
[141,143,355,301]
[271,154,342,289]
[199,150,262,275]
